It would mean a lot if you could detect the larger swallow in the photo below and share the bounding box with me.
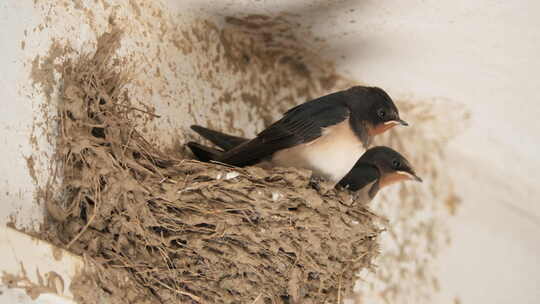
[187,86,407,182]
[190,126,421,201]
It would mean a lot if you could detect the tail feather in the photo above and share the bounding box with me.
[187,142,223,162]
[190,125,248,151]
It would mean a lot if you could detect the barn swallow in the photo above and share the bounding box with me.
[336,146,422,201]
[190,126,421,200]
[188,86,406,182]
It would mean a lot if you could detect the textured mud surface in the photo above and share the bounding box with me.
[25,1,467,303]
[39,28,382,303]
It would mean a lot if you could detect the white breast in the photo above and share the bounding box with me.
[353,180,377,203]
[270,119,365,183]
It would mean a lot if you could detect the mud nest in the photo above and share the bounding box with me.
[46,31,382,304]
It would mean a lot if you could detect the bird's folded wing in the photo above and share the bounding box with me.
[220,93,350,166]
[191,125,248,150]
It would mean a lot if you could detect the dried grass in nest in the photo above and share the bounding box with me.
[48,31,382,304]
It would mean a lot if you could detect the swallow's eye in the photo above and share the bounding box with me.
[392,159,400,168]
[377,109,386,118]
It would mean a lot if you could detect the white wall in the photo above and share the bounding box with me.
[1,1,538,303]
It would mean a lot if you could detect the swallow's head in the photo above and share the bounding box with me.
[346,86,407,136]
[360,146,422,188]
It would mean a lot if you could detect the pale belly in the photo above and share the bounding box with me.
[352,180,377,202]
[270,119,365,183]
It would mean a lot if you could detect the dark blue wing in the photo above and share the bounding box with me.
[219,91,350,166]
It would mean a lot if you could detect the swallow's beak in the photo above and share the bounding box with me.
[397,119,408,126]
[383,119,408,127]
[396,170,422,182]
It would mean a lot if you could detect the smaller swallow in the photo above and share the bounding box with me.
[337,146,422,201]
[189,126,421,200]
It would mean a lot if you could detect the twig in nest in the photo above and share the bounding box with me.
[209,160,237,168]
[66,208,97,248]
[115,103,161,118]
[337,271,343,304]
[154,279,203,303]
[66,183,100,248]
[251,293,263,304]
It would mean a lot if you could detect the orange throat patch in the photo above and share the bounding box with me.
[379,172,413,188]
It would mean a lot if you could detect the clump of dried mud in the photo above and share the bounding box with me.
[43,29,381,304]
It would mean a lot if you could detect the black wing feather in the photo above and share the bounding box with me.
[187,142,224,162]
[219,92,349,166]
[191,125,248,150]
